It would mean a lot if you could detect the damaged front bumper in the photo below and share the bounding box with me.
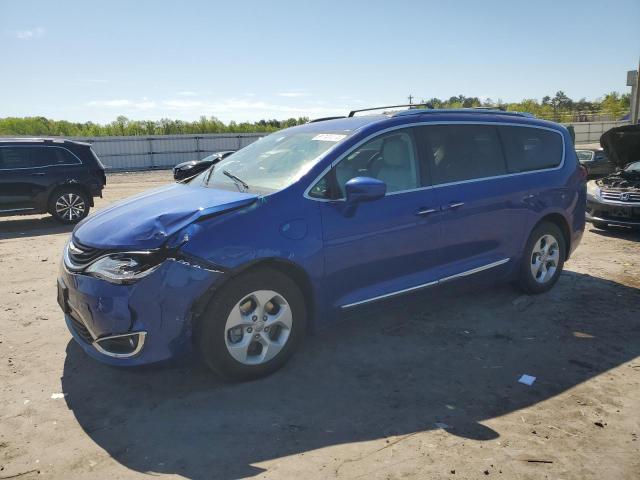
[58,256,223,366]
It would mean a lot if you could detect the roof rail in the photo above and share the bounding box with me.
[392,108,535,118]
[308,116,347,123]
[348,103,431,117]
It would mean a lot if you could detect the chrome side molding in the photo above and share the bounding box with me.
[341,258,510,309]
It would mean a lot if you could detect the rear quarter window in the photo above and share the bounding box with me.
[499,126,564,173]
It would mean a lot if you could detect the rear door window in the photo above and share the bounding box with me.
[498,126,563,173]
[0,147,46,169]
[418,124,506,185]
[0,146,80,169]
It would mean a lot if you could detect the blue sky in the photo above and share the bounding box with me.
[1,0,638,123]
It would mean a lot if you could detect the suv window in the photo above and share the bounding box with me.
[309,128,420,199]
[419,124,506,185]
[0,146,79,169]
[593,151,607,162]
[576,150,594,162]
[499,126,563,173]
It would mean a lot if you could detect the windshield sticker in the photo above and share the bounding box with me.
[312,133,347,142]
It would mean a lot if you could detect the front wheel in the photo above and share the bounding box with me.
[49,188,90,224]
[517,222,565,294]
[195,268,306,381]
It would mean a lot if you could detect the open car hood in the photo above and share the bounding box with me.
[600,124,640,169]
[73,183,257,250]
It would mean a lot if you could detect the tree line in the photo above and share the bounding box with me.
[0,91,631,137]
[417,91,630,122]
[0,116,310,137]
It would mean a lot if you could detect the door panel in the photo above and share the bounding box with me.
[0,146,82,212]
[0,147,47,211]
[314,127,442,308]
[434,176,526,277]
[320,190,441,307]
[418,123,525,278]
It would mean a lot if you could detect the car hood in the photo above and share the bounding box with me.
[73,183,258,250]
[600,124,640,169]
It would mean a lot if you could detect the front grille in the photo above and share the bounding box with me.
[601,190,640,203]
[68,312,94,344]
[67,239,106,269]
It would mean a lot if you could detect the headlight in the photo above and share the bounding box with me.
[85,253,161,284]
[586,181,601,199]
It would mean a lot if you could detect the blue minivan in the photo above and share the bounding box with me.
[58,107,585,380]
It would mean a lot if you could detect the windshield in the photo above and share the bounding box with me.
[624,161,640,173]
[190,130,349,193]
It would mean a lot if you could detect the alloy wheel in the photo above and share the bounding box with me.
[55,193,86,221]
[224,290,293,365]
[530,234,560,284]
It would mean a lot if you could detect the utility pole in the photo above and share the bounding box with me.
[629,58,640,124]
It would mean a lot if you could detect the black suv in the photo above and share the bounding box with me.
[0,139,106,224]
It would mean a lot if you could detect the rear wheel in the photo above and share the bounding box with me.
[49,188,90,224]
[196,268,306,381]
[518,222,565,294]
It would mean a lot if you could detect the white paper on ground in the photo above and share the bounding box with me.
[518,374,536,386]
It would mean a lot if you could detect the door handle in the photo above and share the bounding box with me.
[415,207,438,216]
[447,202,465,209]
[30,172,46,176]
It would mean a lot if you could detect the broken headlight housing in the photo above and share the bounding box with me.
[85,252,162,284]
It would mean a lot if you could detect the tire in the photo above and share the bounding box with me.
[195,268,307,381]
[517,221,566,295]
[49,188,90,224]
[591,221,610,230]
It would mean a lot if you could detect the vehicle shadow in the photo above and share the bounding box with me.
[61,270,640,479]
[588,226,640,242]
[0,215,73,240]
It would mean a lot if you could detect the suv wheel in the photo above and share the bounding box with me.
[196,268,306,381]
[518,222,565,294]
[49,188,90,224]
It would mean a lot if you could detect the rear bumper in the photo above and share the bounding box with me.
[59,258,223,366]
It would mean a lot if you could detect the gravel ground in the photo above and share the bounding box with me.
[1,170,639,480]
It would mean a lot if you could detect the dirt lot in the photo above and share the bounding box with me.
[1,170,639,480]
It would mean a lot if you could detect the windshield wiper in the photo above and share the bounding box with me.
[204,164,215,186]
[222,170,249,192]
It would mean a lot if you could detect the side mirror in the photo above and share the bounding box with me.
[345,177,386,203]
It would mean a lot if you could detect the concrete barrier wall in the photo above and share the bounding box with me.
[565,120,629,145]
[69,133,265,171]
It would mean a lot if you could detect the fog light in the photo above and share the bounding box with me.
[93,332,146,358]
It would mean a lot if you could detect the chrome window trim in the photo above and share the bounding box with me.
[0,145,84,171]
[303,121,566,202]
[340,257,510,309]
